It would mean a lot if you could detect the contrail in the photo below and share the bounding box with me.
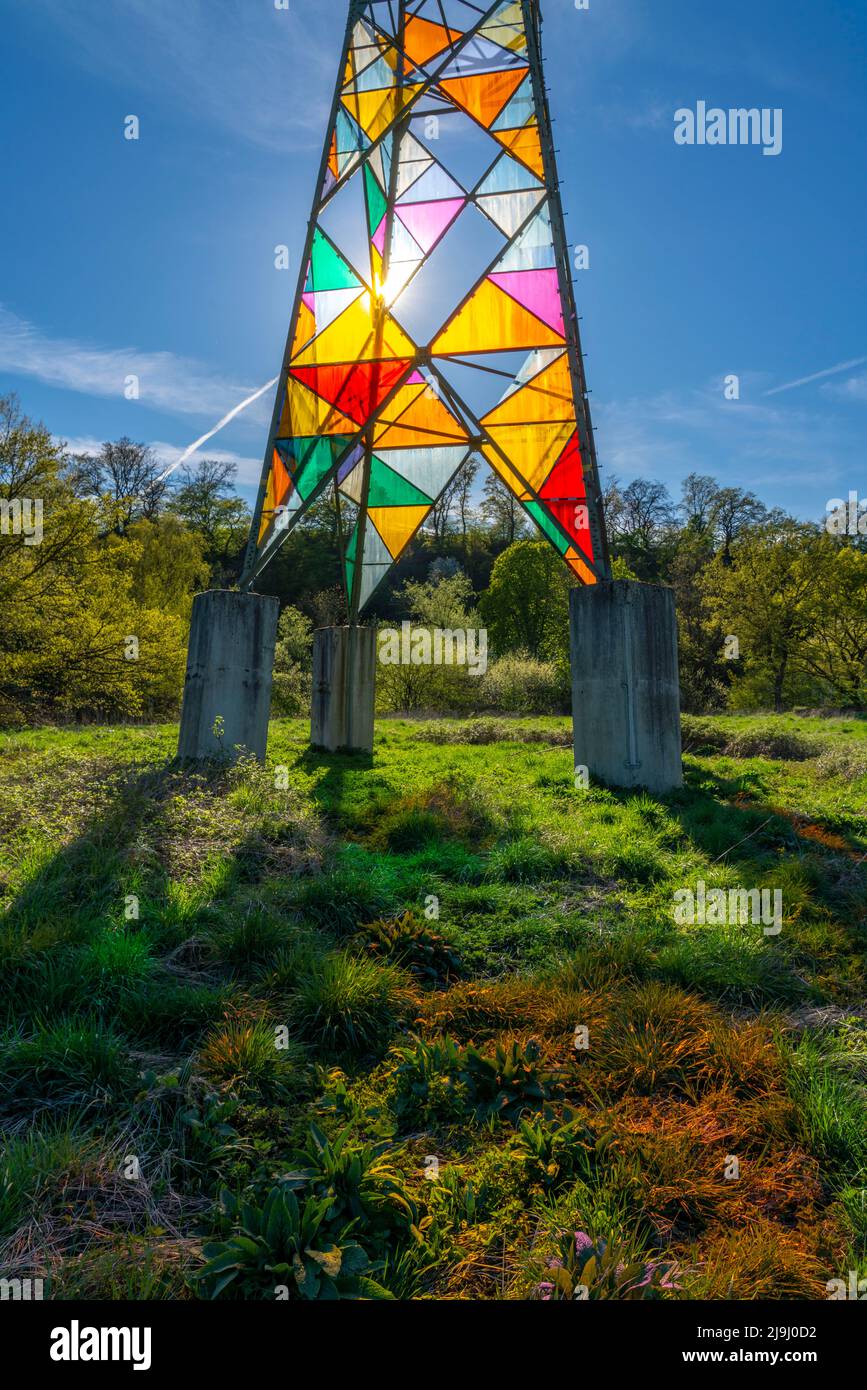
[763,356,867,397]
[153,376,279,484]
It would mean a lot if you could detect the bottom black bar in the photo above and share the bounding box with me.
[7,1298,862,1376]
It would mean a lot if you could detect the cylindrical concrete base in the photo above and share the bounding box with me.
[177,590,279,762]
[311,626,376,754]
[570,580,683,794]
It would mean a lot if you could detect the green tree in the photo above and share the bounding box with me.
[479,540,572,660]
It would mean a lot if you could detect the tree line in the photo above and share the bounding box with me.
[1,393,864,722]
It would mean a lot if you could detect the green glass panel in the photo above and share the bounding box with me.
[525,501,569,554]
[367,455,432,507]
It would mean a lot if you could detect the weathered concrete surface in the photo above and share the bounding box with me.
[311,625,376,754]
[177,590,279,762]
[570,580,683,794]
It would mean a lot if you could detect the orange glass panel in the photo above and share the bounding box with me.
[439,68,528,130]
[493,125,545,178]
[402,15,462,69]
[374,384,469,447]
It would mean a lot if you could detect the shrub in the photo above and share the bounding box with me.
[198,1017,304,1100]
[290,954,409,1055]
[815,743,867,780]
[479,654,569,714]
[353,912,463,986]
[282,1123,418,1234]
[271,606,312,717]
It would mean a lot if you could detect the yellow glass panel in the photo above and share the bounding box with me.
[369,504,430,558]
[483,352,574,426]
[342,84,423,143]
[484,420,575,493]
[279,377,356,437]
[293,294,415,366]
[292,301,316,357]
[433,277,564,356]
[481,445,530,501]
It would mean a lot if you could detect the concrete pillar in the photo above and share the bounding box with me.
[570,580,683,795]
[177,590,279,763]
[311,625,376,754]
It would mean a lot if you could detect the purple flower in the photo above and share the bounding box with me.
[574,1231,594,1256]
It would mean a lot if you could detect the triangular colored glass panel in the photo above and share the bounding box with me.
[369,504,431,558]
[306,228,362,292]
[477,151,542,194]
[365,165,388,236]
[539,434,585,500]
[483,420,576,492]
[396,198,464,252]
[496,204,555,271]
[489,268,565,335]
[483,351,573,427]
[293,295,416,366]
[402,15,462,69]
[432,277,564,355]
[439,68,529,129]
[279,375,357,438]
[290,359,412,427]
[477,188,545,236]
[493,124,545,178]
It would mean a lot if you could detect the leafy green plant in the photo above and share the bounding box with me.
[199,1187,393,1300]
[354,911,463,985]
[512,1112,599,1191]
[392,1034,556,1126]
[392,1034,470,1126]
[280,1123,418,1234]
[460,1039,556,1122]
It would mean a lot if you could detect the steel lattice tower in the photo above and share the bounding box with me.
[241,0,611,615]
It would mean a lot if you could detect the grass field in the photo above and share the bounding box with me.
[1,713,866,1300]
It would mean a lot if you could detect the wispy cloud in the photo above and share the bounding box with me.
[763,356,867,396]
[20,0,335,152]
[596,378,862,513]
[0,305,269,424]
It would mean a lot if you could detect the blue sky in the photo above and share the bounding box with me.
[1,0,864,520]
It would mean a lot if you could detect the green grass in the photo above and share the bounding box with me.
[0,712,865,1299]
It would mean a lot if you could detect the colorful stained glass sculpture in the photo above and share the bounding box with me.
[243,0,610,612]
